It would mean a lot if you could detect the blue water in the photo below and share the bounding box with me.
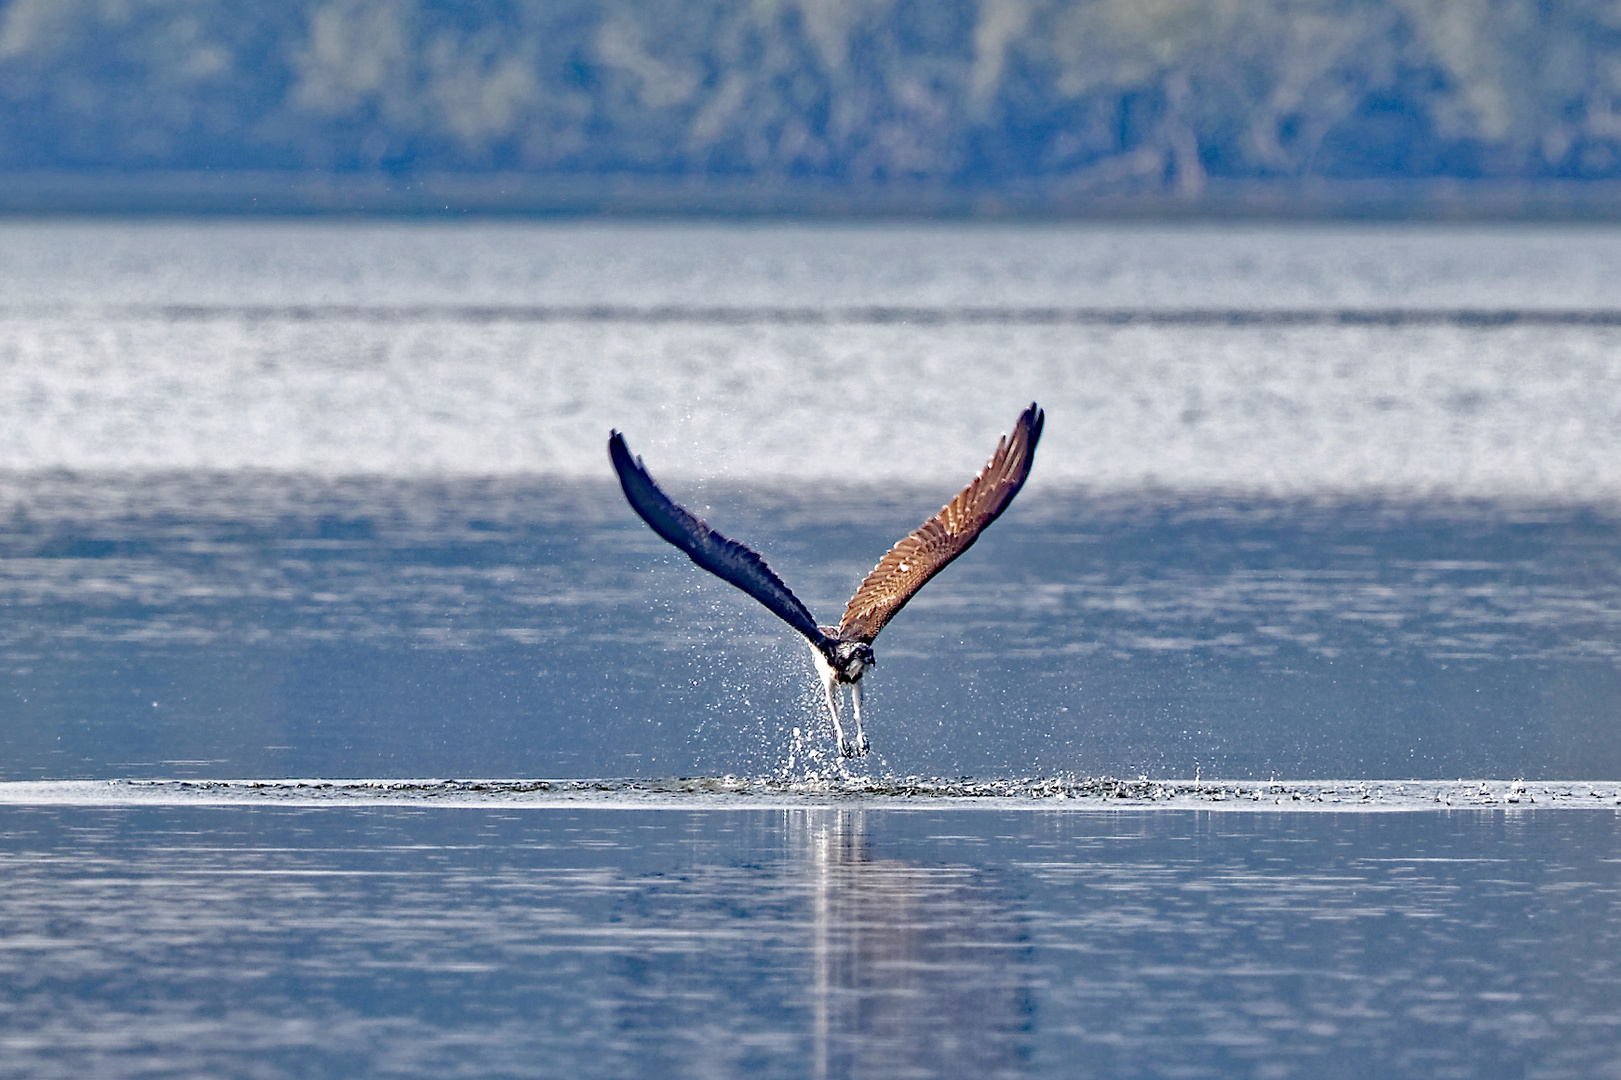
[2,221,1621,1077]
[2,475,1617,781]
[2,804,1619,1080]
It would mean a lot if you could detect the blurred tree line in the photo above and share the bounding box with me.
[2,0,1620,203]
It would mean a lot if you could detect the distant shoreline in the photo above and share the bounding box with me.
[7,170,1621,221]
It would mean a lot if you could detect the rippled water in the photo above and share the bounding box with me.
[6,220,1621,496]
[3,220,1621,1077]
[2,474,1619,780]
[2,804,1619,1080]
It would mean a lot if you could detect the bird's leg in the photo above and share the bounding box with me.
[821,668,852,758]
[850,679,868,756]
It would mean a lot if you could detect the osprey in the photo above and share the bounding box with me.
[608,403,1044,758]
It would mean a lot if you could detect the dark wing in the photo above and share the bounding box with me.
[609,431,830,651]
[839,403,1044,643]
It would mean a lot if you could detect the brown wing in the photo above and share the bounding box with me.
[839,403,1044,643]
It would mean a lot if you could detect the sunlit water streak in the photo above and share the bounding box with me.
[6,221,1621,495]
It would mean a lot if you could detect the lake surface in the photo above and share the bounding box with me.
[1,472,1618,781]
[3,801,1620,1080]
[1,220,1620,1076]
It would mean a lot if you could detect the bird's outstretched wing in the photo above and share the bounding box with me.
[609,432,831,651]
[838,403,1044,643]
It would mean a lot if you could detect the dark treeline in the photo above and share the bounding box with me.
[3,0,1621,213]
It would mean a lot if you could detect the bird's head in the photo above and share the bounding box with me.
[832,640,876,679]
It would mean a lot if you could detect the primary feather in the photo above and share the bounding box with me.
[839,403,1044,642]
[607,405,1043,759]
[608,432,831,651]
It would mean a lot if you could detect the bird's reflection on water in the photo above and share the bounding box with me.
[4,805,1621,1077]
[790,809,1032,1079]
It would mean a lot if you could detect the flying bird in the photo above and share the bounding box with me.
[608,403,1044,758]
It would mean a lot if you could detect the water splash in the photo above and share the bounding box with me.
[4,777,1619,810]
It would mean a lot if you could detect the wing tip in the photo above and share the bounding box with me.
[608,429,641,476]
[1021,402,1045,447]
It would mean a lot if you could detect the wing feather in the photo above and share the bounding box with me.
[609,432,830,651]
[838,403,1044,643]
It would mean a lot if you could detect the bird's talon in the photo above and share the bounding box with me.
[839,741,856,758]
